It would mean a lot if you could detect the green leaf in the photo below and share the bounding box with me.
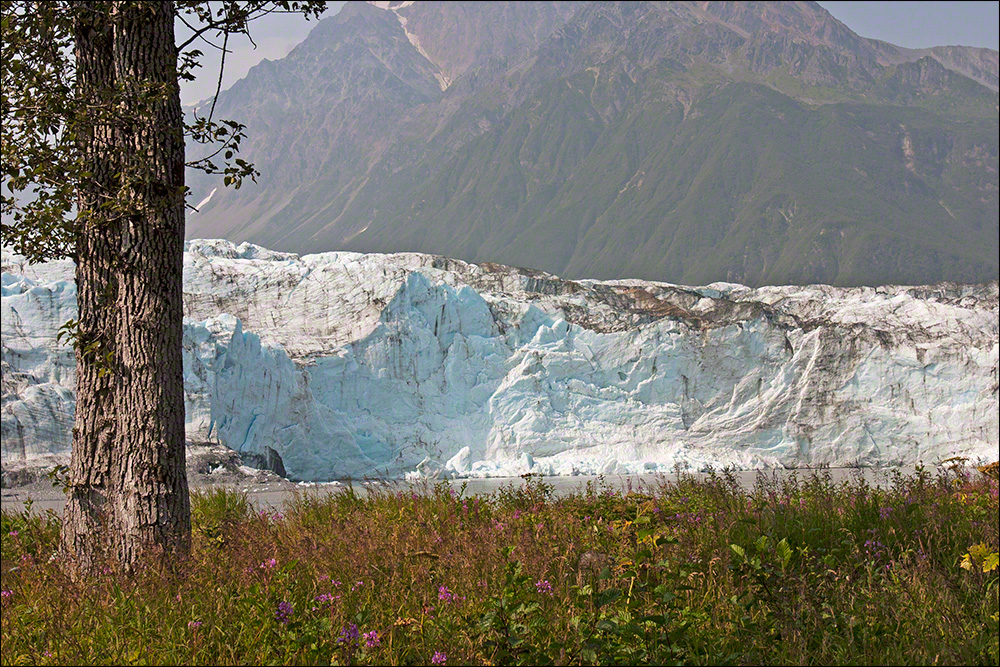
[983,552,999,573]
[777,538,792,568]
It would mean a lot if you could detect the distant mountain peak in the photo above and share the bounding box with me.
[187,1,998,288]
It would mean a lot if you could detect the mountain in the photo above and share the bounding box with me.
[186,1,999,287]
[3,241,997,479]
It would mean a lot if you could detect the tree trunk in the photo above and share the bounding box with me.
[61,0,120,571]
[107,0,190,566]
[61,0,190,571]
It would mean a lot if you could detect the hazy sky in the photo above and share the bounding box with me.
[179,1,1000,106]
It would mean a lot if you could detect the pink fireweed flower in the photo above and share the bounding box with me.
[431,651,447,665]
[535,580,554,596]
[438,585,465,603]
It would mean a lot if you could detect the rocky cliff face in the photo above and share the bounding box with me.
[185,1,998,288]
[3,242,997,480]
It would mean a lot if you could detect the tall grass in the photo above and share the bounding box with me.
[2,465,997,665]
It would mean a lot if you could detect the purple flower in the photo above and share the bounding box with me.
[513,510,521,520]
[338,623,360,645]
[535,579,554,596]
[260,558,277,570]
[431,651,447,665]
[275,601,293,624]
[187,620,203,630]
[438,585,464,604]
[8,531,18,537]
[1,590,12,601]
[363,630,380,648]
[314,593,340,604]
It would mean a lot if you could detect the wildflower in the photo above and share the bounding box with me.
[260,558,278,570]
[1,590,12,601]
[431,651,447,665]
[187,620,203,630]
[8,531,17,537]
[314,593,340,604]
[352,580,364,591]
[514,509,521,520]
[275,601,293,624]
[338,623,359,645]
[438,585,464,603]
[272,512,284,521]
[535,579,554,596]
[363,630,380,648]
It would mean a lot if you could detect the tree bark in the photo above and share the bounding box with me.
[61,0,190,571]
[61,0,120,571]
[107,0,190,566]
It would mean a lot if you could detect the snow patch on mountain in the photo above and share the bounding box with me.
[369,0,451,91]
[2,241,997,480]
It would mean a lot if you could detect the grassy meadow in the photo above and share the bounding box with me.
[1,465,998,665]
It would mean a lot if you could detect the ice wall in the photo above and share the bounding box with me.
[3,241,997,480]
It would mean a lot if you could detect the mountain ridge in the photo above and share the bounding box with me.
[185,0,999,287]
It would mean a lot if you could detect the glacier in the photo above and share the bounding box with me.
[2,240,997,481]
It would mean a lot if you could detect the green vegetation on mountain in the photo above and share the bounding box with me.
[186,1,999,287]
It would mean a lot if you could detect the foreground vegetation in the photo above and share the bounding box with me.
[2,465,998,665]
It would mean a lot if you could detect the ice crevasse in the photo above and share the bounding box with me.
[2,240,997,480]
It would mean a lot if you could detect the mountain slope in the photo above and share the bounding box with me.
[186,0,999,287]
